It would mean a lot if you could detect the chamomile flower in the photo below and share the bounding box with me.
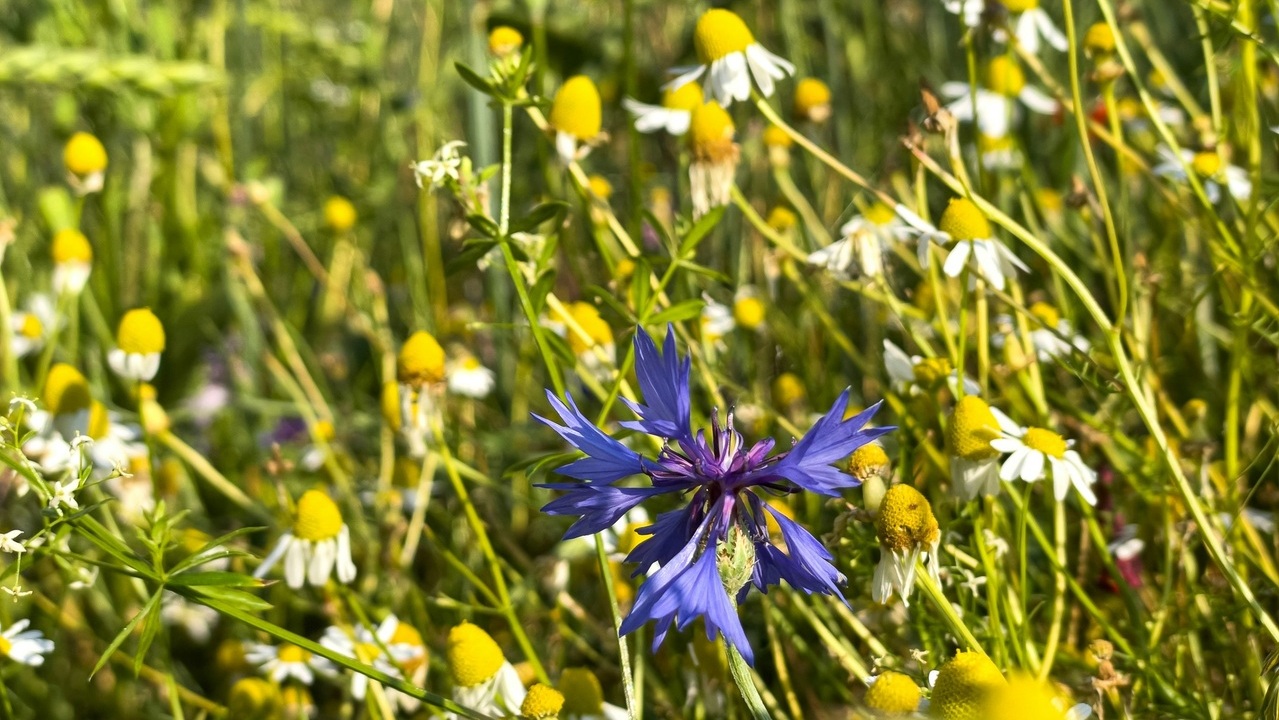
[552,302,616,382]
[700,296,735,344]
[977,133,1022,171]
[161,593,220,644]
[929,651,1005,720]
[732,287,767,331]
[549,76,604,165]
[872,484,942,606]
[374,614,430,711]
[794,77,833,123]
[448,622,527,715]
[687,102,740,218]
[558,667,629,720]
[383,380,432,458]
[623,82,704,135]
[947,395,1004,500]
[488,26,524,58]
[941,57,1058,138]
[521,684,565,719]
[0,620,54,666]
[1000,301,1090,360]
[1152,146,1252,204]
[905,197,1028,291]
[985,674,1092,720]
[254,489,357,588]
[989,414,1097,504]
[51,229,93,295]
[320,623,406,707]
[64,132,107,194]
[108,308,166,382]
[9,293,56,359]
[399,330,446,388]
[1004,0,1068,54]
[883,340,980,397]
[666,9,794,106]
[447,355,497,399]
[863,670,926,716]
[413,141,467,190]
[227,677,282,718]
[323,195,357,232]
[810,203,914,280]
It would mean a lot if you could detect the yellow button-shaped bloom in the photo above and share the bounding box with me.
[550,76,603,141]
[875,484,940,553]
[1022,427,1068,459]
[733,295,766,330]
[293,490,344,542]
[767,206,797,232]
[938,198,992,242]
[52,229,92,265]
[559,667,604,714]
[694,9,756,63]
[763,125,792,148]
[983,57,1026,98]
[488,26,524,57]
[794,78,832,122]
[689,102,736,162]
[521,683,565,719]
[64,132,108,176]
[448,622,506,688]
[849,443,891,481]
[864,671,921,715]
[43,363,92,416]
[930,651,1006,720]
[983,673,1069,720]
[323,195,357,231]
[949,396,1001,461]
[398,331,446,386]
[1083,23,1116,55]
[116,308,166,355]
[561,302,612,355]
[587,175,613,200]
[662,82,705,112]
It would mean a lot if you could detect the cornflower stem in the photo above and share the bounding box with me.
[727,642,773,720]
[592,535,639,719]
[430,418,548,684]
[915,564,984,654]
[906,142,1279,643]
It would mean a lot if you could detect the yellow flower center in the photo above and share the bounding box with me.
[0,635,11,658]
[694,9,756,63]
[766,206,798,232]
[949,396,1001,461]
[911,357,953,386]
[292,490,344,541]
[1083,23,1116,54]
[1192,151,1222,178]
[864,671,921,715]
[930,651,1006,720]
[978,133,1017,153]
[661,81,705,112]
[875,484,940,553]
[278,643,311,664]
[864,202,897,226]
[1029,301,1061,328]
[559,668,605,714]
[1036,188,1064,213]
[549,76,602,140]
[521,684,565,719]
[938,198,992,242]
[52,229,93,264]
[983,674,1070,720]
[88,400,111,440]
[849,443,890,481]
[587,175,613,200]
[390,621,425,647]
[281,685,313,711]
[354,642,383,664]
[64,132,108,176]
[688,102,736,162]
[488,26,524,56]
[1002,0,1039,11]
[448,622,506,688]
[18,313,42,339]
[733,296,766,330]
[1023,427,1068,459]
[323,196,357,231]
[794,78,832,119]
[116,308,166,354]
[44,362,92,416]
[561,302,613,355]
[227,678,281,718]
[983,57,1026,98]
[762,125,793,148]
[772,372,806,406]
[398,331,446,386]
[313,420,335,443]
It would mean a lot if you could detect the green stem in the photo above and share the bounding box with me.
[916,563,984,653]
[593,535,638,719]
[727,643,772,720]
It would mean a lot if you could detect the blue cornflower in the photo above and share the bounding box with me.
[536,326,892,663]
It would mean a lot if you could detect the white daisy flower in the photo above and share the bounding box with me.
[988,411,1097,504]
[996,302,1090,361]
[900,198,1028,291]
[872,484,942,606]
[666,9,795,106]
[947,395,1004,500]
[245,641,334,685]
[809,202,915,280]
[548,76,604,165]
[942,1,1068,55]
[320,624,409,708]
[373,615,430,713]
[0,530,25,554]
[413,141,466,190]
[9,294,56,359]
[254,490,357,589]
[107,308,165,382]
[447,356,496,399]
[622,83,704,135]
[700,296,735,344]
[447,622,527,717]
[0,619,54,666]
[883,339,980,397]
[50,230,93,295]
[1152,146,1252,204]
[686,102,740,218]
[941,57,1058,139]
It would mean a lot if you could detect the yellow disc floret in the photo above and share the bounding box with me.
[849,443,890,481]
[323,196,357,231]
[1191,151,1222,178]
[1001,0,1039,11]
[875,484,940,553]
[18,313,42,339]
[87,401,111,440]
[929,651,1006,720]
[488,26,524,57]
[390,621,425,648]
[983,673,1069,720]
[662,81,705,112]
[1029,301,1061,328]
[733,295,766,330]
[116,308,166,355]
[1022,427,1068,459]
[694,9,756,63]
[559,668,605,714]
[64,132,108,176]
[864,671,921,715]
[949,396,1001,461]
[762,125,793,148]
[1083,23,1116,55]
[772,372,806,407]
[912,356,953,387]
[44,363,92,416]
[550,76,602,141]
[767,206,798,232]
[689,102,736,162]
[587,175,613,200]
[865,202,897,226]
[448,622,506,688]
[521,683,565,719]
[226,678,282,720]
[561,302,612,355]
[794,78,832,121]
[983,57,1026,98]
[277,643,311,664]
[292,490,344,541]
[52,229,93,264]
[398,331,446,386]
[938,198,992,242]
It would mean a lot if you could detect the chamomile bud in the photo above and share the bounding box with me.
[398,331,446,387]
[449,622,527,714]
[549,76,604,165]
[688,102,739,217]
[51,229,93,294]
[108,308,166,382]
[64,132,108,194]
[948,396,1003,500]
[488,26,524,57]
[794,77,832,123]
[521,684,564,719]
[864,671,923,716]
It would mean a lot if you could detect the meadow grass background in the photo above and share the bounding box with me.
[2,0,1279,718]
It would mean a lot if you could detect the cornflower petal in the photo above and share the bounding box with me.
[534,391,647,483]
[619,326,692,439]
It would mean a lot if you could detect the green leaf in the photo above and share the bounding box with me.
[134,594,164,676]
[649,299,706,325]
[93,590,161,679]
[190,585,273,613]
[529,271,557,314]
[447,241,498,274]
[454,61,497,96]
[678,206,726,256]
[585,285,638,324]
[169,571,264,588]
[510,201,569,234]
[466,213,501,239]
